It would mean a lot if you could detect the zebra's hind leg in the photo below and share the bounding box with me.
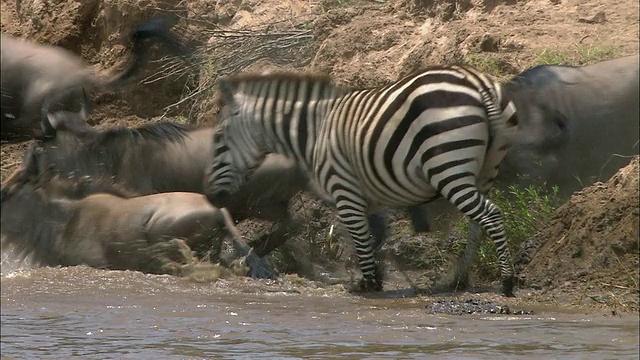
[447,188,515,297]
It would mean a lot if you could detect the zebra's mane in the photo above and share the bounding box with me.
[223,71,336,88]
[218,71,350,109]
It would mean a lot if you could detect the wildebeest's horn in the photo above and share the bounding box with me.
[130,15,191,58]
[104,15,192,90]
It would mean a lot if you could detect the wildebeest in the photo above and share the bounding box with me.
[0,140,252,277]
[1,16,188,141]
[500,54,639,197]
[425,55,640,292]
[36,120,406,271]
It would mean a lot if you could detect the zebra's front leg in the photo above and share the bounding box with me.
[335,198,383,293]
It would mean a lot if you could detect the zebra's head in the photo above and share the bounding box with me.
[204,77,267,209]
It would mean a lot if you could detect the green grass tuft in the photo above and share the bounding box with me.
[450,183,561,280]
[531,43,623,67]
[463,54,517,80]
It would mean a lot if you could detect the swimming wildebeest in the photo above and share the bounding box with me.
[0,16,188,140]
[35,120,408,276]
[0,140,251,277]
[499,54,640,197]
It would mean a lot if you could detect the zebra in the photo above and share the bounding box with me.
[204,65,556,297]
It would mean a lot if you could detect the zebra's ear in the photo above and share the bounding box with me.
[217,77,239,111]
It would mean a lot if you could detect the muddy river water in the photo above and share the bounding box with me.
[1,253,638,360]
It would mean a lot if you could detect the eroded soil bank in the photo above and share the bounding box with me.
[1,0,638,314]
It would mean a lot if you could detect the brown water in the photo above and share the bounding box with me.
[2,251,639,360]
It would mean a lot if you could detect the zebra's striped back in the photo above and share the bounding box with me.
[207,65,519,296]
[316,66,517,207]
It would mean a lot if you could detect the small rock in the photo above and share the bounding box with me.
[513,309,535,315]
[529,283,543,290]
[578,11,606,24]
[479,34,500,52]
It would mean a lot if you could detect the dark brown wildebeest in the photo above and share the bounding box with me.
[1,16,188,141]
[34,120,404,276]
[421,55,639,292]
[0,141,251,277]
[500,54,639,197]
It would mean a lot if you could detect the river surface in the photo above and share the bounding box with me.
[1,252,638,360]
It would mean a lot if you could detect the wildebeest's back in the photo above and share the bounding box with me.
[148,126,310,222]
[147,127,214,193]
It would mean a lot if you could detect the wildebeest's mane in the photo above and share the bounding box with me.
[42,174,140,200]
[504,63,578,90]
[90,121,194,147]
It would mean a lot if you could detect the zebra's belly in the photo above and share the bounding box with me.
[361,178,441,208]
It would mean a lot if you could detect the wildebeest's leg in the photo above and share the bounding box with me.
[102,15,192,89]
[1,166,25,189]
[144,238,196,276]
[368,210,390,251]
[408,205,430,233]
[252,218,300,257]
[251,205,391,257]
[431,220,483,293]
[249,201,299,257]
[220,208,275,279]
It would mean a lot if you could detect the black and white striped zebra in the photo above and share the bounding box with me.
[205,65,529,297]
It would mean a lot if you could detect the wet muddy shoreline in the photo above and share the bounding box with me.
[2,265,638,359]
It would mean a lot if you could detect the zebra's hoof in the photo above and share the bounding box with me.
[347,277,383,293]
[501,276,516,297]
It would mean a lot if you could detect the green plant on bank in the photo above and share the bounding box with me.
[450,183,561,280]
[319,0,368,12]
[463,42,623,82]
[174,115,189,124]
[532,43,622,67]
[321,224,344,259]
[463,53,516,81]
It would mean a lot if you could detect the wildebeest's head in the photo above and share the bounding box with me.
[38,88,98,140]
[0,140,47,208]
[502,65,572,153]
[1,15,191,141]
[1,140,137,209]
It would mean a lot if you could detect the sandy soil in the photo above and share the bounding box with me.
[1,0,638,313]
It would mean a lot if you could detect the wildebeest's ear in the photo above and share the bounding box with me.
[0,142,39,190]
[21,141,43,180]
[217,77,239,112]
